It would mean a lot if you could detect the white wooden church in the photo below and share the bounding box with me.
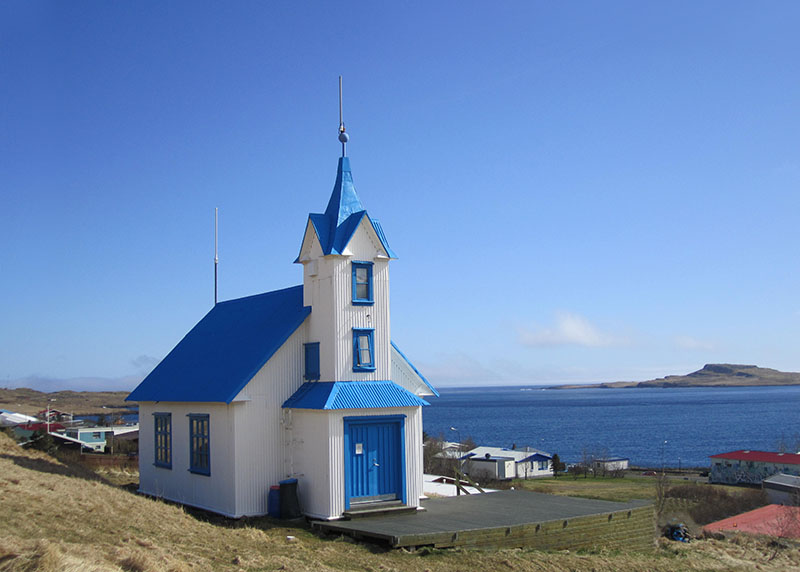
[127,121,437,519]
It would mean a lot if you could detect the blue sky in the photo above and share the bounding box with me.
[2,2,799,391]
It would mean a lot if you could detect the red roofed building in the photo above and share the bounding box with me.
[703,504,800,539]
[710,450,800,485]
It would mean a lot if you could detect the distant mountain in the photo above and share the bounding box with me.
[553,364,800,389]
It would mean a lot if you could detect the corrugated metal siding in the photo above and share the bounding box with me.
[302,216,391,383]
[138,402,236,516]
[231,319,308,517]
[290,410,334,519]
[284,381,427,409]
[291,406,423,519]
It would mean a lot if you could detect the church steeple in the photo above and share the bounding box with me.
[323,157,364,228]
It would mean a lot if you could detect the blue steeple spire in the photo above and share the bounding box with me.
[294,78,396,262]
[323,157,363,227]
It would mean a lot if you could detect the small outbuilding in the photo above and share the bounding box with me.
[763,473,800,505]
[462,446,552,480]
[592,457,630,474]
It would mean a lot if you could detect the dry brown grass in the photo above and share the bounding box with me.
[2,432,800,571]
[0,387,131,416]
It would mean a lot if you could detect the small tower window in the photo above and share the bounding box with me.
[352,261,374,305]
[353,328,375,372]
[304,342,320,381]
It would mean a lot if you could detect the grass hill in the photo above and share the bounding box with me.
[0,387,131,417]
[554,364,800,389]
[2,432,800,571]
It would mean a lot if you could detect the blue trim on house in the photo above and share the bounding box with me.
[282,380,429,410]
[343,415,407,510]
[369,219,397,259]
[153,412,172,469]
[126,285,310,404]
[353,328,375,372]
[351,261,374,305]
[390,341,439,397]
[304,342,320,381]
[188,413,210,476]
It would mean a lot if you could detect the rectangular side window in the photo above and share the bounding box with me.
[154,413,172,469]
[353,328,375,372]
[189,414,210,475]
[351,261,374,305]
[304,342,320,381]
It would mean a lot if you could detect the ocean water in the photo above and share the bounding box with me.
[422,385,800,468]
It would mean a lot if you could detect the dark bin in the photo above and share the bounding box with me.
[279,478,301,519]
[267,485,281,518]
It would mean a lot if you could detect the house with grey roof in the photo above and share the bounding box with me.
[763,473,800,505]
[127,121,436,519]
[462,446,552,480]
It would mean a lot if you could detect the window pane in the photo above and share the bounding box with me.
[356,268,368,282]
[356,283,369,299]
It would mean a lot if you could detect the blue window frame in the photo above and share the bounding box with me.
[304,342,320,381]
[352,261,374,305]
[153,412,171,469]
[353,328,375,372]
[189,414,210,475]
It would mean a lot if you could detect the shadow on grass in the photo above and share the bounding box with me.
[0,453,111,485]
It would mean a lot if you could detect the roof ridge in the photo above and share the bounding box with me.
[216,284,303,306]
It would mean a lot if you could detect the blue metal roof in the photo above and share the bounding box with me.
[296,157,397,260]
[126,285,311,404]
[390,341,439,397]
[282,380,429,410]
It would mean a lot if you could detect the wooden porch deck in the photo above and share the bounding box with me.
[313,490,654,551]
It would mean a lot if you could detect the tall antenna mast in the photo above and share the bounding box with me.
[338,75,349,157]
[214,207,218,305]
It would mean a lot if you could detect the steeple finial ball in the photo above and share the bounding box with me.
[338,131,349,144]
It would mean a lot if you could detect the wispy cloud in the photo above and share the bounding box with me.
[130,354,159,373]
[417,353,508,386]
[517,312,624,348]
[674,335,716,351]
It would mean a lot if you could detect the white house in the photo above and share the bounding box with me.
[763,473,800,505]
[127,131,437,519]
[462,446,552,480]
[54,425,139,452]
[592,457,630,474]
[710,450,800,485]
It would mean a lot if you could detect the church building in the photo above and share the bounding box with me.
[127,115,437,519]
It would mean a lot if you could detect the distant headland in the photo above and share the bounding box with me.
[551,364,800,390]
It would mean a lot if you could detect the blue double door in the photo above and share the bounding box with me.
[344,416,405,507]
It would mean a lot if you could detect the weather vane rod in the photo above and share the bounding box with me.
[338,75,349,157]
[214,207,218,305]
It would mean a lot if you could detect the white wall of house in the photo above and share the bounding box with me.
[514,459,552,479]
[299,217,391,382]
[138,322,309,518]
[466,458,516,480]
[593,458,629,472]
[288,406,423,520]
[230,321,309,517]
[711,458,800,485]
[138,401,236,517]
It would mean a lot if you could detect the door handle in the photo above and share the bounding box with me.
[372,459,380,467]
